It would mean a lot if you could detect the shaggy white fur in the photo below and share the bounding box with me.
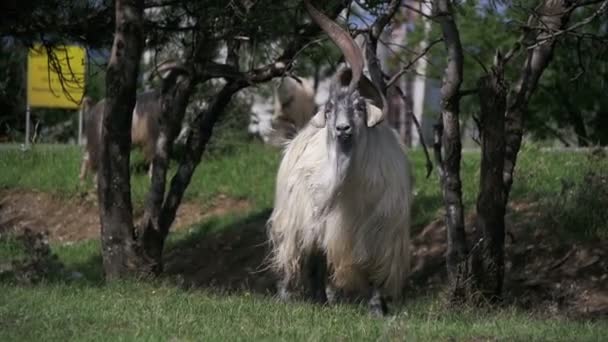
[267,111,413,298]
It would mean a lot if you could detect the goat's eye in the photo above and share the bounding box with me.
[325,102,333,113]
[354,98,366,111]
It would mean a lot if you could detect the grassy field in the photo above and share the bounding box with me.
[1,142,607,341]
[2,281,606,341]
[1,142,604,231]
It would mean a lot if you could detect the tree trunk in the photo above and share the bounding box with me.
[472,62,508,301]
[158,82,244,238]
[556,85,589,147]
[97,0,144,279]
[478,0,573,298]
[567,109,589,147]
[433,0,469,303]
[401,78,414,147]
[138,69,194,273]
[590,111,608,145]
[504,1,571,197]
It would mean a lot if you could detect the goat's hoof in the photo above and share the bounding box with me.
[277,288,292,303]
[368,304,388,317]
[368,297,388,317]
[311,292,328,305]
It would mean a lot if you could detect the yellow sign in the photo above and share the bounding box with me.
[27,44,86,109]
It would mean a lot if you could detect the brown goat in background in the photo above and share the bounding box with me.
[78,90,161,184]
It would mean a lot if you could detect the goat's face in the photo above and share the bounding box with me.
[329,89,365,151]
[311,87,384,153]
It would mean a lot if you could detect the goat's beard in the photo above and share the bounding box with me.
[316,138,353,219]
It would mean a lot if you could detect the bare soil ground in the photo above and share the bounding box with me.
[1,189,606,319]
[0,189,251,242]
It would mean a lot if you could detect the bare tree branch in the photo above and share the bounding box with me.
[504,0,574,196]
[366,0,402,92]
[385,38,443,88]
[525,0,608,49]
[395,85,434,178]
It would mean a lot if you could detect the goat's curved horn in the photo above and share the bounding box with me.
[334,68,387,116]
[303,0,362,94]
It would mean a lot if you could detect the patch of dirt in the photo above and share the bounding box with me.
[409,202,608,319]
[0,189,251,243]
[503,202,608,319]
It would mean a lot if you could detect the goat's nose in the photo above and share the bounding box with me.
[336,123,351,134]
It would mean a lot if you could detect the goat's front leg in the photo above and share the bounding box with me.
[79,153,89,183]
[147,162,154,180]
[306,251,328,304]
[368,287,388,317]
[325,282,339,305]
[277,272,295,302]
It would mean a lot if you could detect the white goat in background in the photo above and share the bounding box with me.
[266,76,316,146]
[267,0,413,316]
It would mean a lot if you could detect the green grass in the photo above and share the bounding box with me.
[1,141,606,233]
[0,142,280,208]
[1,281,605,341]
[1,142,607,340]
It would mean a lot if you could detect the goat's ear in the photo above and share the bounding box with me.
[366,103,384,127]
[310,108,326,128]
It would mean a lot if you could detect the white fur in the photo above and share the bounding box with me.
[267,119,413,298]
[267,77,316,146]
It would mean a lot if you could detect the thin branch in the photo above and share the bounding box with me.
[403,3,434,20]
[371,0,401,40]
[366,0,402,92]
[464,47,489,74]
[395,85,434,178]
[458,88,479,98]
[526,0,608,49]
[378,39,437,76]
[386,38,443,88]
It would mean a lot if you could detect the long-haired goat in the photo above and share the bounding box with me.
[267,1,413,316]
[79,61,187,184]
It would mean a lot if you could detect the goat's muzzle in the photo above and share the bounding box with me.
[336,124,352,142]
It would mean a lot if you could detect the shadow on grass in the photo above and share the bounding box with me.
[0,228,105,287]
[161,206,448,301]
[162,209,276,296]
[2,206,442,297]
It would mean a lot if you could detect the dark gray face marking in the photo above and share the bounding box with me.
[324,88,368,153]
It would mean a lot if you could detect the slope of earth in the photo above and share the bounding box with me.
[0,189,251,242]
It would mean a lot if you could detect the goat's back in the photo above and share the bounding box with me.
[132,90,161,160]
[268,77,316,146]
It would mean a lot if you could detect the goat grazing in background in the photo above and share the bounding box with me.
[79,61,187,185]
[267,1,413,316]
[78,90,160,184]
[267,76,316,146]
